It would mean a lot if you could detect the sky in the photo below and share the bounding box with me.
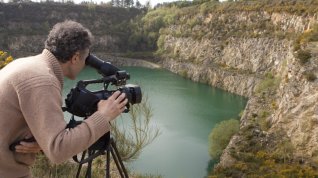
[72,0,227,6]
[4,0,227,9]
[73,0,178,6]
[2,0,180,7]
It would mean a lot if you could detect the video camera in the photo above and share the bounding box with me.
[62,54,142,178]
[63,54,142,117]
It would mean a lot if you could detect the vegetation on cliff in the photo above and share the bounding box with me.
[128,0,317,55]
[208,119,240,160]
[139,0,318,177]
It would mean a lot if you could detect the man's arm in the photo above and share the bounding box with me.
[17,77,126,163]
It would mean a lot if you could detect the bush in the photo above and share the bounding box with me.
[255,73,280,94]
[0,50,14,69]
[208,119,240,159]
[179,69,188,78]
[187,17,201,29]
[303,71,317,82]
[156,35,165,51]
[293,24,317,65]
[296,49,312,65]
[301,24,318,42]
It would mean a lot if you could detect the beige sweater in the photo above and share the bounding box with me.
[0,49,110,178]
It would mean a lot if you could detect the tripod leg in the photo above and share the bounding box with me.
[85,150,96,178]
[110,139,129,178]
[106,148,110,178]
[110,147,124,178]
[76,164,83,178]
[86,160,93,178]
[76,151,87,178]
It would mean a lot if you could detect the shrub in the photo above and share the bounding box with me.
[272,140,294,163]
[303,71,317,82]
[301,24,318,42]
[208,119,240,159]
[179,69,188,78]
[255,73,280,94]
[187,17,201,29]
[293,24,317,65]
[296,49,312,65]
[157,35,165,50]
[0,50,14,69]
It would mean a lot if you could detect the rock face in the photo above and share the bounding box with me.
[94,53,161,69]
[161,36,294,97]
[159,8,318,167]
[271,43,318,157]
[0,3,141,57]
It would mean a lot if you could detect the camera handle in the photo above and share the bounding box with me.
[77,74,127,90]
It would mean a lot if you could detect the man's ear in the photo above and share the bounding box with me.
[70,52,80,64]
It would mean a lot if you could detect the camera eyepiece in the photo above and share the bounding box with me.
[85,54,120,77]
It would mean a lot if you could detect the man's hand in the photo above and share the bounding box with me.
[15,140,41,154]
[14,132,42,154]
[97,91,128,121]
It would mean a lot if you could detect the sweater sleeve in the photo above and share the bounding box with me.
[16,76,110,163]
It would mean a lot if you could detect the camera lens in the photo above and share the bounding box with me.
[120,84,142,104]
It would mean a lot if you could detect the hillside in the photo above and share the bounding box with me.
[0,2,143,57]
[149,0,318,176]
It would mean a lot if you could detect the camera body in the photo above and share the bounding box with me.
[63,54,142,117]
[62,54,141,170]
[64,81,141,117]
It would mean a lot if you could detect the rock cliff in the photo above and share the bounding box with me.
[157,1,318,173]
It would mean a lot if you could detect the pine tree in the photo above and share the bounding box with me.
[135,0,141,8]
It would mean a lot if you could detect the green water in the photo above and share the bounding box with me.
[63,66,247,178]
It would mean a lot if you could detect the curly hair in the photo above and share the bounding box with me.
[45,20,93,63]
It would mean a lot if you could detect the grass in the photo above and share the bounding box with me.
[32,154,163,178]
[31,154,80,178]
[255,73,280,95]
[210,125,318,177]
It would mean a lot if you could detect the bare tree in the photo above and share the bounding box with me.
[111,96,160,161]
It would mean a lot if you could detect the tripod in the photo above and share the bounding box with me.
[74,132,129,178]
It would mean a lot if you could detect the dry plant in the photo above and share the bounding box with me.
[111,95,160,162]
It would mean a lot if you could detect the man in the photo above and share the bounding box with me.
[0,20,128,177]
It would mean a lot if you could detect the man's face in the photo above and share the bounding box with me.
[68,48,89,80]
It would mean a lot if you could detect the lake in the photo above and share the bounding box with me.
[63,66,247,178]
